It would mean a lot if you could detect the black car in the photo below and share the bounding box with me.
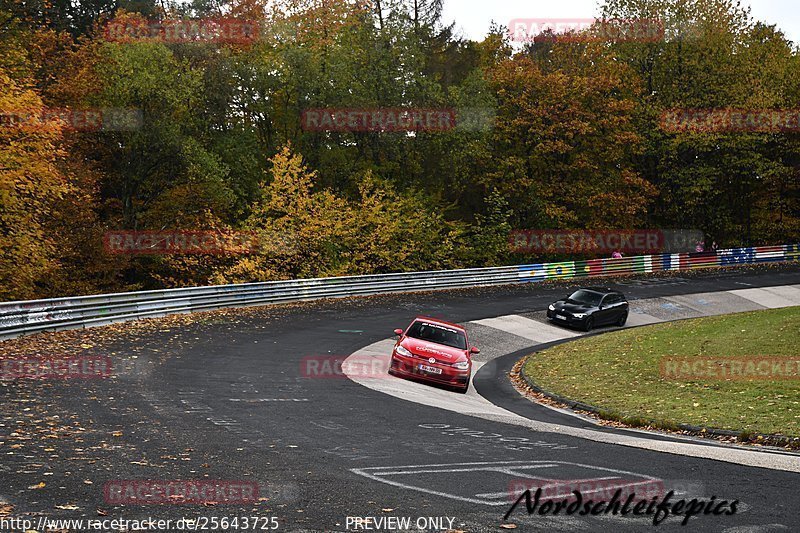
[547,287,629,331]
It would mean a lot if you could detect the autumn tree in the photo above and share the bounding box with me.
[487,45,656,231]
[0,68,67,299]
[600,0,800,245]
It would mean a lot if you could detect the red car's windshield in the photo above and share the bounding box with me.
[406,321,467,350]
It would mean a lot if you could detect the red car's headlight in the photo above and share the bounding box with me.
[453,360,470,370]
[395,345,413,357]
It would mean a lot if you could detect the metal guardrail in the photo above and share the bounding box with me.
[1,244,798,340]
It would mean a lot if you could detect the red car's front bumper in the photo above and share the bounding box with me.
[389,351,471,388]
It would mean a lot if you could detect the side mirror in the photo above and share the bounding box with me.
[394,329,404,336]
[470,347,481,354]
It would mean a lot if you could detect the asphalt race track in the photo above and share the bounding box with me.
[2,265,800,532]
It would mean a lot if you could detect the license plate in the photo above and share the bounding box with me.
[418,364,442,375]
[556,314,567,321]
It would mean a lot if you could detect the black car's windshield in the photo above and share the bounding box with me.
[567,290,603,307]
[406,321,467,350]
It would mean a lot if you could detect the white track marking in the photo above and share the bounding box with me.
[472,315,580,342]
[663,292,766,315]
[228,398,310,402]
[472,491,522,499]
[729,288,799,308]
[347,339,800,472]
[368,465,558,476]
[624,312,662,327]
[350,461,659,507]
[352,340,523,419]
[759,285,800,304]
[345,285,800,472]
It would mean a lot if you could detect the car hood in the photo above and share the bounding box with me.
[401,337,467,363]
[553,300,593,313]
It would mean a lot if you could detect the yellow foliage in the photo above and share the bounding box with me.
[0,68,69,299]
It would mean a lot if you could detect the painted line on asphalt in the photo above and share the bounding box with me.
[350,460,660,507]
[622,312,662,327]
[761,285,800,304]
[662,292,765,316]
[229,398,310,402]
[344,285,800,472]
[349,340,523,420]
[348,338,800,472]
[472,315,580,343]
[729,287,799,308]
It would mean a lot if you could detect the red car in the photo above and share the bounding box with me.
[389,317,479,394]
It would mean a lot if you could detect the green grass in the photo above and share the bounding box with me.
[523,307,800,437]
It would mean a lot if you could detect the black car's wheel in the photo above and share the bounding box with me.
[617,312,629,327]
[583,317,594,332]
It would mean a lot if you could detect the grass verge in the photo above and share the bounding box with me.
[523,307,800,437]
